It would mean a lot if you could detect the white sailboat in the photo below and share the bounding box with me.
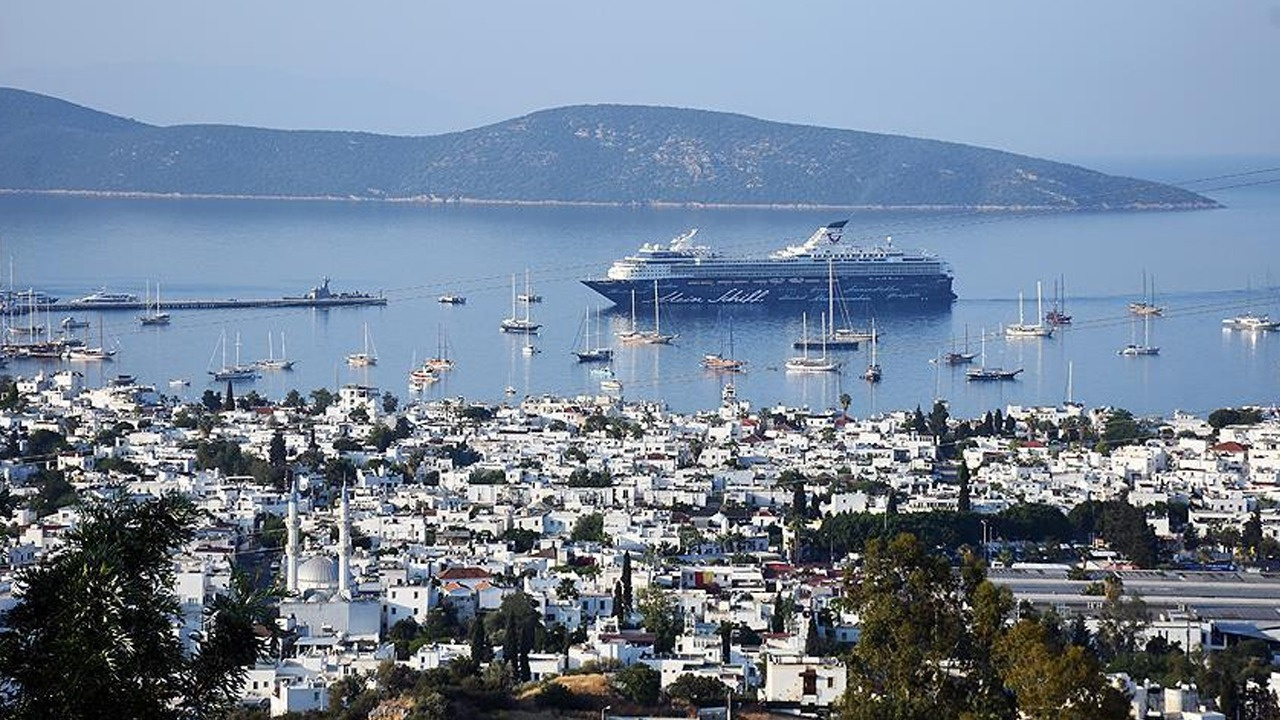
[138,280,171,326]
[500,271,542,334]
[66,317,116,361]
[256,331,295,370]
[209,330,258,381]
[1119,314,1159,356]
[1129,271,1165,316]
[795,260,865,349]
[574,307,613,362]
[618,280,676,344]
[1004,282,1053,338]
[346,323,378,366]
[786,312,841,373]
[862,318,881,382]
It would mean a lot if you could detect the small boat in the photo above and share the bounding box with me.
[517,292,542,303]
[500,271,542,334]
[1004,282,1053,338]
[966,366,1023,381]
[504,385,518,396]
[522,339,540,356]
[60,316,90,330]
[600,377,623,393]
[346,323,378,367]
[169,378,190,387]
[785,312,842,373]
[1222,312,1280,332]
[108,374,137,387]
[437,294,467,305]
[409,365,440,388]
[66,346,116,362]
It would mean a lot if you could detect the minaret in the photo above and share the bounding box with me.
[338,481,352,598]
[286,479,299,595]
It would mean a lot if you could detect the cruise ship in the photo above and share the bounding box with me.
[581,222,955,309]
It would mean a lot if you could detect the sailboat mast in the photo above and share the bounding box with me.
[1036,281,1043,326]
[1067,360,1075,404]
[828,259,835,337]
[652,280,660,334]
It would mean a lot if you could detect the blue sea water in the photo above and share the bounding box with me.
[0,161,1277,420]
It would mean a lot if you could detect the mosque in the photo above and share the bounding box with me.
[278,483,381,644]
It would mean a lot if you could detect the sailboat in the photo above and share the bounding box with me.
[966,328,1022,381]
[66,317,116,361]
[500,271,542,334]
[574,307,613,363]
[618,280,676,344]
[256,331,295,370]
[425,325,455,371]
[935,325,976,365]
[1119,314,1159,356]
[796,260,864,349]
[346,323,378,366]
[1045,276,1072,326]
[1129,271,1165,316]
[702,314,746,372]
[138,280,171,326]
[862,318,881,382]
[1004,282,1053,338]
[786,312,841,373]
[209,330,258,381]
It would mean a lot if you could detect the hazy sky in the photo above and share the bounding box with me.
[2,1,1277,162]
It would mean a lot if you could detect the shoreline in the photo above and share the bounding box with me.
[0,187,1222,212]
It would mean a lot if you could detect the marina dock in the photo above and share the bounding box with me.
[6,278,386,314]
[39,295,387,312]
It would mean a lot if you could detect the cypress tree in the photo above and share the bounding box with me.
[502,613,518,670]
[621,552,633,614]
[469,615,491,666]
[957,460,972,514]
[612,581,625,619]
[223,381,235,411]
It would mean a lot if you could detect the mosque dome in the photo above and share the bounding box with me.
[297,555,338,591]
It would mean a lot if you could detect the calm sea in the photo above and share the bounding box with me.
[1,158,1277,420]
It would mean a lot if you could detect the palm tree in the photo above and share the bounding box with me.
[839,393,852,419]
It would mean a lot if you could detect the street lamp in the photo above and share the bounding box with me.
[601,705,612,720]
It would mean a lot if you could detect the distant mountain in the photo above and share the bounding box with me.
[0,88,1217,210]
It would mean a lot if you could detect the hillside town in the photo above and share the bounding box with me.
[3,369,1280,719]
